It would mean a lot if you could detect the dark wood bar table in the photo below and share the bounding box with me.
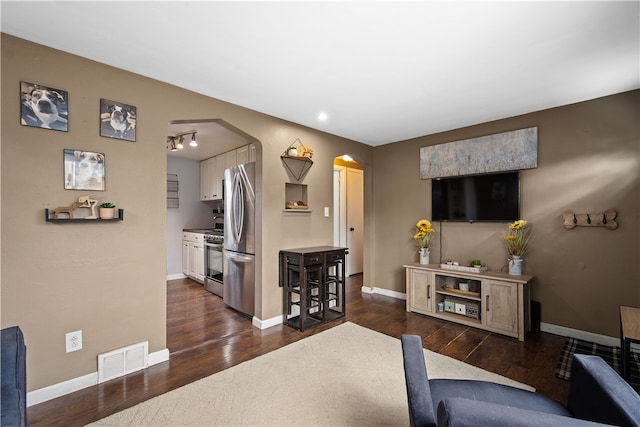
[279,246,347,331]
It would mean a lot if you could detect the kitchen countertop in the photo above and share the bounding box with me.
[183,228,216,233]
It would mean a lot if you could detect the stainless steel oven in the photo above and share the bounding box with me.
[204,232,223,297]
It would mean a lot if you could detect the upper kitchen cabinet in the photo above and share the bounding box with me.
[200,144,256,202]
[200,157,221,201]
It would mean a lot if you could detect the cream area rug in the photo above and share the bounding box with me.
[88,322,534,426]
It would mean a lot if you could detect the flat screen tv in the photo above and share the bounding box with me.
[431,171,520,222]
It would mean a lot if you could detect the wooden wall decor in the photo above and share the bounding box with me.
[562,209,618,230]
[420,127,538,179]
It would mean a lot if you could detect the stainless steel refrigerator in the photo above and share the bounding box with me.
[223,162,256,317]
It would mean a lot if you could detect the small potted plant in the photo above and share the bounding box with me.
[287,146,298,156]
[99,202,116,219]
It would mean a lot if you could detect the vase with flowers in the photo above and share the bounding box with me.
[504,219,531,275]
[414,219,435,265]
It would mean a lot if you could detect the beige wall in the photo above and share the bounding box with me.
[2,33,638,394]
[1,34,373,391]
[372,90,640,338]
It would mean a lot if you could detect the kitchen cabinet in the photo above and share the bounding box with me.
[199,157,219,201]
[200,144,255,202]
[183,232,205,284]
[236,145,249,165]
[404,264,533,341]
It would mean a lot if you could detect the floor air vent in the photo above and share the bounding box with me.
[98,341,149,383]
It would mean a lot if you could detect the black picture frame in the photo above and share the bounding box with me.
[99,98,136,141]
[20,81,69,131]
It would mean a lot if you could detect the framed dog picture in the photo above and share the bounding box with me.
[100,99,136,141]
[20,81,69,131]
[64,149,105,191]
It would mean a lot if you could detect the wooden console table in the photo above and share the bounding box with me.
[280,246,347,331]
[404,264,534,341]
[620,306,640,381]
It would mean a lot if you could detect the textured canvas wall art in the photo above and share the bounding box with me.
[420,127,538,179]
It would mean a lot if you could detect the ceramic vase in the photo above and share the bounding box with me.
[99,207,115,219]
[508,255,523,275]
[419,248,430,265]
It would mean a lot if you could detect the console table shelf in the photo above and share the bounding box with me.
[404,264,534,341]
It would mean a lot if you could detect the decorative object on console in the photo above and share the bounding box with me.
[99,202,116,219]
[414,219,435,264]
[562,209,618,230]
[505,219,531,275]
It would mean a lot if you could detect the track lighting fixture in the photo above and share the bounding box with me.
[168,137,178,151]
[166,131,198,151]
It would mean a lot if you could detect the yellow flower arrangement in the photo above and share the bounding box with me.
[414,219,435,249]
[504,219,531,257]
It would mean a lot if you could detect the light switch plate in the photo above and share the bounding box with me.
[324,207,330,217]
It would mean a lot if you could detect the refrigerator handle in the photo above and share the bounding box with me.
[226,252,253,263]
[231,172,244,244]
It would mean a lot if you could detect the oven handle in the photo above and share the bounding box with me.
[205,242,223,248]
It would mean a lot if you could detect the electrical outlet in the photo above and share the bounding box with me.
[65,330,82,353]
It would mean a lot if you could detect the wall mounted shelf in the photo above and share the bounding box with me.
[281,138,313,181]
[281,155,313,181]
[45,209,124,223]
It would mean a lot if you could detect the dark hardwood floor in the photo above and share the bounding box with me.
[27,276,569,426]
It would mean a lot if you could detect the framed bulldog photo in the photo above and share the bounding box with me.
[20,81,69,131]
[64,149,105,191]
[99,98,136,141]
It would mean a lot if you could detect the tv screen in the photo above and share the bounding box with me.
[431,171,520,222]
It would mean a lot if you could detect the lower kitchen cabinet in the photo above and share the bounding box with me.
[183,232,205,284]
[404,264,534,341]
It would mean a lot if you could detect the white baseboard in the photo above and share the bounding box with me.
[362,286,406,300]
[253,314,283,330]
[540,322,618,347]
[27,347,170,407]
[166,273,187,280]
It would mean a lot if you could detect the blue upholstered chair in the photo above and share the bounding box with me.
[1,326,27,427]
[401,334,640,427]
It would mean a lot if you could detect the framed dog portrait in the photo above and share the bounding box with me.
[20,81,69,131]
[100,99,136,141]
[64,149,105,191]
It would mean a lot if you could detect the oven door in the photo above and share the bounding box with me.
[204,242,223,297]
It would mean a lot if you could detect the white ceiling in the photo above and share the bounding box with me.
[2,1,638,156]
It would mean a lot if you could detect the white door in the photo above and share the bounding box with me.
[333,165,364,276]
[346,168,364,275]
[333,167,347,249]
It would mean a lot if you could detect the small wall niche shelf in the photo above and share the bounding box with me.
[284,183,309,212]
[45,209,124,223]
[562,209,617,230]
[281,138,313,181]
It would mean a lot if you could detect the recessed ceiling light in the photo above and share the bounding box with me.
[318,112,328,121]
